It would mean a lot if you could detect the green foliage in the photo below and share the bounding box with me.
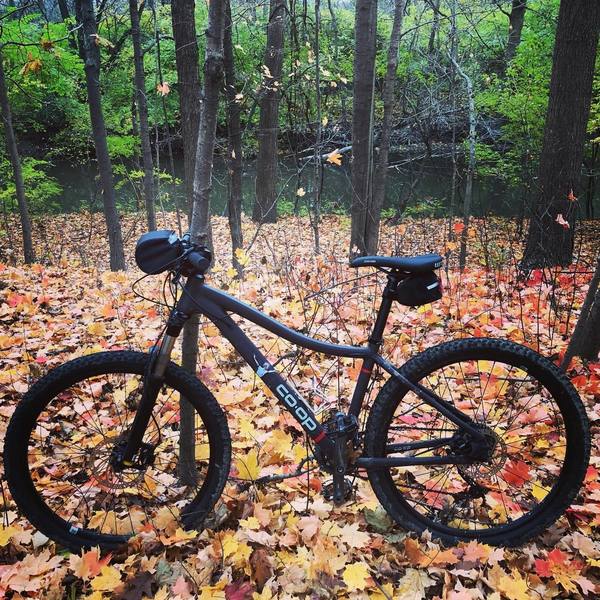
[107,135,138,160]
[475,1,559,185]
[403,198,447,219]
[0,0,596,221]
[0,156,62,213]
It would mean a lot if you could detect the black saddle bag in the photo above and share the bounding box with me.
[392,271,443,307]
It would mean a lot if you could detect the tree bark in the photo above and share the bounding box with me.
[521,0,600,269]
[0,50,34,264]
[349,0,378,256]
[561,255,600,367]
[171,0,201,215]
[57,0,70,20]
[179,0,225,485]
[224,0,243,274]
[130,0,156,231]
[76,0,126,271]
[371,0,406,253]
[449,55,476,271]
[505,0,527,65]
[252,0,285,224]
[427,0,440,57]
[310,0,322,254]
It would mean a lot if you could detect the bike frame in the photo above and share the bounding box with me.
[125,272,485,470]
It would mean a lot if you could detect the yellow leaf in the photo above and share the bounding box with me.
[91,566,122,592]
[159,527,197,546]
[234,247,250,266]
[87,322,108,336]
[343,562,371,591]
[296,187,306,197]
[235,449,261,480]
[198,581,227,599]
[489,566,530,600]
[326,150,343,166]
[0,525,17,546]
[195,443,211,461]
[91,34,114,49]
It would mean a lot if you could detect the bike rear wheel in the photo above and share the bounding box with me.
[3,351,231,552]
[365,338,589,546]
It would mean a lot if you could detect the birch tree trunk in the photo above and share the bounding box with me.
[0,49,34,264]
[349,0,378,257]
[449,56,476,271]
[130,0,156,231]
[371,0,406,253]
[76,0,126,271]
[252,0,285,224]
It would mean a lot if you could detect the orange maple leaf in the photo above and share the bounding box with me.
[453,222,466,234]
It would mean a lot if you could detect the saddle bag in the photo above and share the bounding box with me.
[392,271,443,307]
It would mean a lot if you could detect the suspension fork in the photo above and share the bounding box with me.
[119,312,185,466]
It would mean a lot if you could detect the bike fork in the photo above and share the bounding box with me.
[118,333,177,467]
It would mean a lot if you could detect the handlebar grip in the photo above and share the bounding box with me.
[186,249,211,275]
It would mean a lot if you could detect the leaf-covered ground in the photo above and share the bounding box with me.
[0,214,599,599]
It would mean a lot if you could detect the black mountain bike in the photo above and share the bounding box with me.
[4,231,590,551]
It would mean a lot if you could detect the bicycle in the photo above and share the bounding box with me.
[3,230,590,551]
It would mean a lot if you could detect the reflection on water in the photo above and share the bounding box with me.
[48,154,596,218]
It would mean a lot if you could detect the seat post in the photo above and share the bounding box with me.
[348,272,399,416]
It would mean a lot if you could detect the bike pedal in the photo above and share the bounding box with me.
[321,478,354,503]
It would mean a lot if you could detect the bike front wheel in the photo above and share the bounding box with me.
[4,351,231,552]
[365,338,590,546]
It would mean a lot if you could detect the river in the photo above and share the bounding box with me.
[47,153,599,219]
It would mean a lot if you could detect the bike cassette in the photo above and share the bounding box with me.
[322,478,354,503]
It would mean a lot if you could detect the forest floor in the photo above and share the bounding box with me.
[0,213,599,599]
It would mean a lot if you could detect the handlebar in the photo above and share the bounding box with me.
[135,229,212,276]
[185,248,212,275]
[179,233,212,276]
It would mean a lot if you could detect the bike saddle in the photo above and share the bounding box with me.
[350,253,443,273]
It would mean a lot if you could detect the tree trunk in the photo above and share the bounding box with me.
[310,0,322,254]
[171,0,201,215]
[0,50,34,264]
[427,0,440,57]
[449,56,476,271]
[252,0,285,224]
[76,0,126,271]
[521,0,600,269]
[505,0,527,65]
[349,0,378,257]
[57,0,70,20]
[178,0,225,485]
[130,0,156,231]
[561,255,600,367]
[224,0,244,274]
[371,0,406,253]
